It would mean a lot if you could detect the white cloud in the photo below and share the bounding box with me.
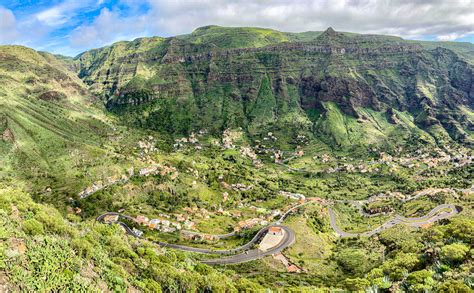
[3,0,474,56]
[70,8,148,49]
[36,6,69,26]
[437,33,467,41]
[0,6,19,44]
[35,0,97,27]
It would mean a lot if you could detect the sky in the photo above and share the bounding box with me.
[0,0,473,56]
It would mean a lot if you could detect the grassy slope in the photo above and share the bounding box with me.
[178,25,291,48]
[0,46,141,203]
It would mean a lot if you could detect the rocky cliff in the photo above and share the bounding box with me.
[74,26,474,148]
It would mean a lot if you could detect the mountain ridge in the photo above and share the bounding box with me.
[71,26,474,148]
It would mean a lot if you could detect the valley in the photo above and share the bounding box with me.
[0,25,472,292]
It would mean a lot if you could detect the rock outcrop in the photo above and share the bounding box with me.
[74,26,474,147]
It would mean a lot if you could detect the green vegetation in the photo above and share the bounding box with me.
[178,25,291,49]
[74,26,473,148]
[0,26,473,291]
[0,187,261,291]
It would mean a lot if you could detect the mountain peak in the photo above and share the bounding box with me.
[193,25,221,33]
[324,27,336,36]
[316,26,343,42]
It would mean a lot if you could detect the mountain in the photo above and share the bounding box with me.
[0,43,261,293]
[0,45,134,199]
[73,26,474,148]
[1,27,473,292]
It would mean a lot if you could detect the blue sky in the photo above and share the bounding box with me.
[1,0,473,56]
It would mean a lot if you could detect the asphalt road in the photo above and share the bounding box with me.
[97,202,461,264]
[201,225,295,265]
[97,213,293,258]
[328,204,460,238]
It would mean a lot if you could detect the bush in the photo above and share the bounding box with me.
[343,277,370,291]
[71,238,94,259]
[440,243,469,264]
[406,269,434,291]
[437,280,471,293]
[22,219,44,235]
[336,248,370,275]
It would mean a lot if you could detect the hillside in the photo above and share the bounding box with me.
[74,26,474,149]
[0,45,142,203]
[0,27,473,292]
[0,186,261,291]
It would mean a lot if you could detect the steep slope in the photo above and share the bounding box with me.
[0,46,134,199]
[0,187,260,291]
[74,27,474,148]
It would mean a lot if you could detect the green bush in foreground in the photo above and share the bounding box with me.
[0,188,258,292]
[22,219,44,236]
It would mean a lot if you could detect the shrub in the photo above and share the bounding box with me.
[343,277,370,291]
[71,238,94,259]
[406,269,434,291]
[22,219,44,236]
[437,280,471,293]
[440,243,469,264]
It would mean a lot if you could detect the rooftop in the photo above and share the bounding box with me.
[269,226,282,233]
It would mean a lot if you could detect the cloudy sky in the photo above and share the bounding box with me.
[1,0,473,56]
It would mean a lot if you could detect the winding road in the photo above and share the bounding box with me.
[97,212,295,262]
[97,200,461,264]
[328,204,460,238]
[201,225,295,265]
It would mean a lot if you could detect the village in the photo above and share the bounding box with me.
[79,131,472,231]
[82,130,472,276]
[165,128,473,179]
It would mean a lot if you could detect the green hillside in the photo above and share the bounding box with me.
[0,46,141,202]
[177,25,292,48]
[73,27,474,149]
[0,187,260,291]
[0,26,473,292]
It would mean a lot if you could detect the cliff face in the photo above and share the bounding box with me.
[74,26,474,147]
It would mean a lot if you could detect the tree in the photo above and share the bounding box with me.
[343,278,370,291]
[382,252,420,281]
[444,218,474,243]
[336,248,370,275]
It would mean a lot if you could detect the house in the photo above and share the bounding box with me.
[235,218,260,231]
[103,214,119,223]
[279,191,306,201]
[139,165,158,176]
[171,222,182,230]
[161,226,176,233]
[176,214,186,222]
[148,219,161,229]
[287,265,300,273]
[268,226,283,236]
[132,228,143,237]
[271,210,281,217]
[135,215,149,225]
[150,219,161,225]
